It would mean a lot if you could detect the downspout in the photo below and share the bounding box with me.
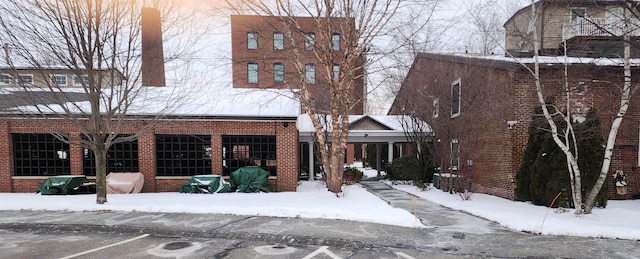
[540,1,547,55]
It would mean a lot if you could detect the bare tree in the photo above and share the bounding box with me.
[221,0,439,194]
[0,0,196,204]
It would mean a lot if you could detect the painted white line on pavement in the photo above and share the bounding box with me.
[59,234,150,259]
[302,246,342,259]
[396,251,417,259]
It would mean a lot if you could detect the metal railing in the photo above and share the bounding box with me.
[563,18,640,39]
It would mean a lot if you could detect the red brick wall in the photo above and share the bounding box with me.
[1,118,299,193]
[230,15,364,115]
[390,53,640,200]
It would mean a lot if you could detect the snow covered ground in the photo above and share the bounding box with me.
[1,166,638,241]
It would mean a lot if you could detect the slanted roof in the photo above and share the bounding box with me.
[297,114,432,143]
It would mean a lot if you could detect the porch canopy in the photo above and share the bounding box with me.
[297,114,433,177]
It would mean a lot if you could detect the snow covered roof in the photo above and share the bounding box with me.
[297,114,432,143]
[0,85,300,119]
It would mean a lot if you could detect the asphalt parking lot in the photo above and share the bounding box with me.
[0,228,449,259]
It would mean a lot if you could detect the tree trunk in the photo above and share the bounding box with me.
[94,146,108,204]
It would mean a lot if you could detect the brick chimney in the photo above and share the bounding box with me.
[141,7,166,87]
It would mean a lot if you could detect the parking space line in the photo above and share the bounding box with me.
[395,252,417,259]
[302,246,341,259]
[59,234,150,259]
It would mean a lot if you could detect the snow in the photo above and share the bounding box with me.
[2,175,638,240]
[392,184,640,240]
[0,181,423,229]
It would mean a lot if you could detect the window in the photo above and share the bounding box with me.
[247,32,258,49]
[0,74,9,85]
[222,135,277,176]
[571,8,586,21]
[50,74,67,86]
[17,74,33,85]
[305,64,315,84]
[155,135,212,176]
[247,63,258,84]
[73,75,89,86]
[450,139,459,171]
[82,137,138,176]
[12,133,70,176]
[332,33,341,51]
[433,98,439,118]
[273,32,284,50]
[305,33,315,50]
[274,63,284,83]
[332,64,340,83]
[451,79,460,117]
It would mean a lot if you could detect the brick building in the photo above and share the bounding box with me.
[390,53,640,200]
[0,9,302,193]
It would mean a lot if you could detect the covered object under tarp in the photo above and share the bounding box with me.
[180,175,231,194]
[36,175,96,195]
[229,166,270,193]
[107,172,144,194]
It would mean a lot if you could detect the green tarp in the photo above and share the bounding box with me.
[36,175,96,195]
[229,166,270,193]
[180,175,231,194]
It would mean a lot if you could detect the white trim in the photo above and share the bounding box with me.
[50,74,68,86]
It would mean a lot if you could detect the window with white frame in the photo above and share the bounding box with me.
[274,63,284,83]
[73,75,89,86]
[332,33,341,51]
[433,98,439,118]
[305,33,315,50]
[305,64,315,84]
[50,74,67,86]
[451,79,461,117]
[450,139,459,170]
[247,32,258,49]
[247,63,258,84]
[17,74,33,85]
[332,64,340,83]
[0,74,10,85]
[273,32,284,50]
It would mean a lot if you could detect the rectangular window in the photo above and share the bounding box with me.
[247,32,258,49]
[332,64,340,83]
[222,135,277,176]
[248,63,258,84]
[332,33,341,51]
[12,133,70,176]
[82,136,138,176]
[451,79,460,117]
[305,33,315,50]
[274,63,284,83]
[0,74,10,85]
[273,32,284,50]
[50,74,67,86]
[305,64,315,84]
[18,74,33,85]
[155,135,212,176]
[73,75,89,86]
[433,98,439,118]
[571,8,586,21]
[450,139,459,171]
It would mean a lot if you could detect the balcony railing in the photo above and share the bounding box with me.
[563,18,640,40]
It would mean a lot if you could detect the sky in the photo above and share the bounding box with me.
[3,167,639,241]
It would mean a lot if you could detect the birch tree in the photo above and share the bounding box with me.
[0,0,196,204]
[522,0,640,214]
